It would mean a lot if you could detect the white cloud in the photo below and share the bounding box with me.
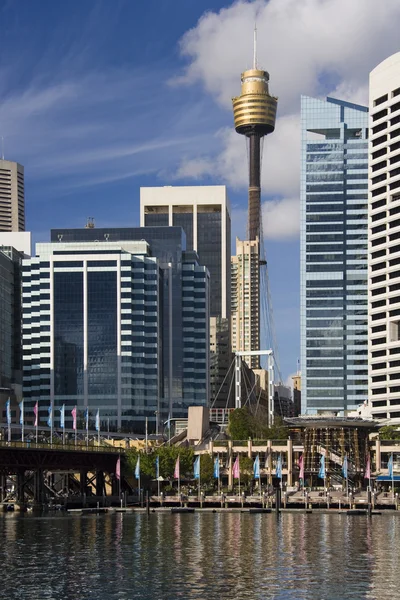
[262,197,299,240]
[175,0,400,114]
[171,0,400,238]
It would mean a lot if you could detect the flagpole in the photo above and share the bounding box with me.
[218,454,220,496]
[198,455,201,502]
[35,401,38,444]
[21,402,24,442]
[259,454,262,499]
[75,407,77,446]
[392,451,394,500]
[238,455,241,499]
[50,402,53,445]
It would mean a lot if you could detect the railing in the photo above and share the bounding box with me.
[213,441,229,447]
[0,440,122,453]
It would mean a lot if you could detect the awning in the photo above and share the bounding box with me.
[376,475,400,481]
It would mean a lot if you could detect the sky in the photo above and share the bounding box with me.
[1,0,400,384]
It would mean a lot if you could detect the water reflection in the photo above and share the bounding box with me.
[0,512,400,599]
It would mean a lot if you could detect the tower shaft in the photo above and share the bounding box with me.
[248,133,261,241]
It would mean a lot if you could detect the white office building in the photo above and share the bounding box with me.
[368,53,400,422]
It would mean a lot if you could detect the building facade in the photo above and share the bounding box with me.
[141,186,231,407]
[368,53,400,422]
[231,237,260,369]
[22,233,209,432]
[0,246,24,413]
[300,96,369,414]
[140,185,230,319]
[0,160,25,232]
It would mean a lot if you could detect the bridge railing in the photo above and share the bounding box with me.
[0,440,122,453]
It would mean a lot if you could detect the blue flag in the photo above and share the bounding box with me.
[342,454,348,479]
[47,405,52,428]
[319,455,325,479]
[155,455,159,479]
[95,409,100,432]
[60,404,65,429]
[276,454,282,479]
[194,456,200,480]
[6,398,11,425]
[84,408,89,429]
[253,454,260,479]
[213,457,220,479]
[388,453,393,478]
[19,400,24,426]
[135,456,140,480]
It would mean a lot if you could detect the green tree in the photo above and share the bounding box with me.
[198,453,214,486]
[239,455,254,486]
[228,408,253,440]
[379,425,400,440]
[261,416,289,440]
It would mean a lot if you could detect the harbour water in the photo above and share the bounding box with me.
[0,511,399,599]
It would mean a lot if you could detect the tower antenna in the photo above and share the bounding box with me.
[253,23,257,69]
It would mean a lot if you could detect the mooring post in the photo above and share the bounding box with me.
[276,488,281,515]
[146,491,150,516]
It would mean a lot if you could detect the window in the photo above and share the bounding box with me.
[390,320,400,342]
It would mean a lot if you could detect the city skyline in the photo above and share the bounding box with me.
[2,1,400,381]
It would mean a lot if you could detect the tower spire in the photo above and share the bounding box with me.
[253,23,257,70]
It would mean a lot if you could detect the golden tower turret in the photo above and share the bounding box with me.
[232,27,277,241]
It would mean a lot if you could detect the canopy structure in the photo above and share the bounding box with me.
[376,475,400,482]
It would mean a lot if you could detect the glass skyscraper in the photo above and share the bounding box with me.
[300,96,369,414]
[23,229,210,432]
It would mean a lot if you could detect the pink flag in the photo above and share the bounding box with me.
[232,455,240,479]
[33,401,38,427]
[71,407,77,430]
[174,456,180,479]
[299,454,304,480]
[364,455,371,479]
[116,456,121,480]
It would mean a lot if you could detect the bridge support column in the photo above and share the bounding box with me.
[80,470,88,495]
[0,473,6,502]
[96,470,105,496]
[16,469,25,504]
[34,469,44,503]
[111,475,119,496]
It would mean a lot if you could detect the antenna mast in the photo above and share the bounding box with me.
[253,23,257,69]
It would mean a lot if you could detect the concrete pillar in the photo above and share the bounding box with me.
[0,473,6,502]
[228,440,233,489]
[209,440,214,455]
[16,469,25,504]
[248,438,252,458]
[96,470,105,496]
[80,470,87,495]
[34,469,44,503]
[287,439,293,487]
[375,439,381,472]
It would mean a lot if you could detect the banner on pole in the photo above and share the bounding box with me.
[233,455,240,479]
[47,405,52,428]
[135,456,140,480]
[71,407,77,430]
[253,454,260,479]
[276,454,282,479]
[60,405,65,429]
[19,400,24,426]
[319,454,325,479]
[193,456,200,480]
[33,401,38,427]
[213,457,220,479]
[174,456,180,479]
[116,456,121,480]
[6,398,11,425]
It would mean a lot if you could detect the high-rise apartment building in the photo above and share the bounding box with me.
[231,237,260,369]
[140,186,230,319]
[300,96,369,414]
[141,185,231,407]
[368,53,400,422]
[0,247,23,408]
[23,229,210,432]
[0,160,25,232]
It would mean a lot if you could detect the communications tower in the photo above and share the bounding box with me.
[232,27,277,240]
[231,28,277,371]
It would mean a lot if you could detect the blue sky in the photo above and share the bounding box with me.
[1,0,400,383]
